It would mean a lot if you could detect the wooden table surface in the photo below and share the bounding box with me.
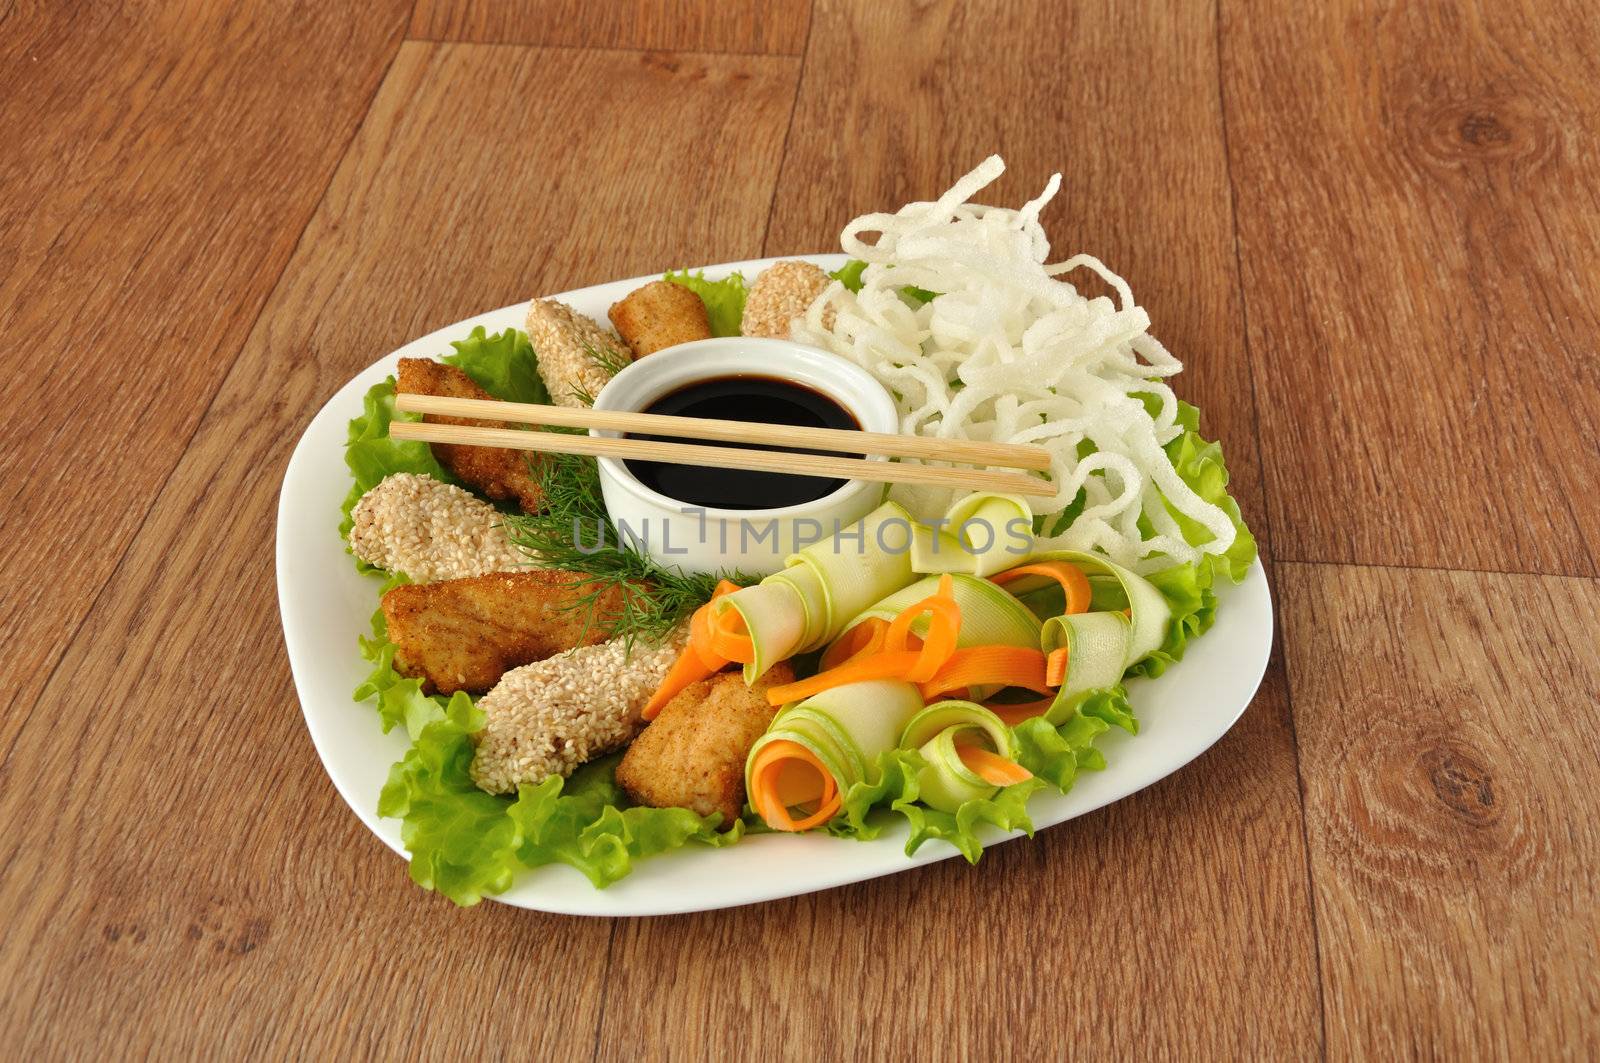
[4,1,1596,1057]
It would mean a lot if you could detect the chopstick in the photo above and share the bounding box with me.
[386,421,1057,499]
[391,393,1053,471]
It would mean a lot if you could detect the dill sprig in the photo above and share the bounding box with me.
[569,342,633,406]
[503,447,758,649]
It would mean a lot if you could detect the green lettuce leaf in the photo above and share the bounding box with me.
[831,258,936,304]
[442,325,549,405]
[1121,398,1257,679]
[828,749,1042,862]
[377,694,523,907]
[353,573,455,737]
[664,269,747,337]
[897,778,1045,864]
[509,753,737,888]
[830,259,868,292]
[339,376,456,545]
[825,691,1130,864]
[1014,693,1124,789]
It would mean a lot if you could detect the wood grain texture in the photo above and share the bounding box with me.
[0,41,798,1057]
[410,0,811,54]
[767,0,1271,559]
[1219,0,1600,576]
[1278,563,1600,1057]
[594,3,1320,1055]
[599,662,1321,1059]
[7,0,1599,1055]
[0,0,408,743]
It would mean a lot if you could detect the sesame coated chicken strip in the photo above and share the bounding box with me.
[740,260,836,339]
[470,624,690,793]
[524,298,633,408]
[348,473,525,583]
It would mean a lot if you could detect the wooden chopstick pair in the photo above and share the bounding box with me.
[388,393,1056,499]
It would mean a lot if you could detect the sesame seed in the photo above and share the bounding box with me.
[525,298,631,409]
[348,473,527,583]
[741,260,836,339]
[468,624,690,793]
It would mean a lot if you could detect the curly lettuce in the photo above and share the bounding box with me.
[1124,398,1257,678]
[664,269,746,337]
[377,694,522,906]
[510,754,737,888]
[353,573,449,736]
[339,377,455,545]
[443,325,549,405]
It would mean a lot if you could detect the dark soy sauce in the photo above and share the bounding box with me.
[625,375,859,510]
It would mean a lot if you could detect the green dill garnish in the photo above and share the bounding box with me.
[585,341,632,378]
[503,448,757,649]
[570,342,632,407]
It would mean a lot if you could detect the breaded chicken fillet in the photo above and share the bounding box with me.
[615,663,793,823]
[396,358,544,512]
[609,280,712,357]
[381,570,624,695]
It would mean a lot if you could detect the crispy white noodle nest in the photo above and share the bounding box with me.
[792,155,1237,574]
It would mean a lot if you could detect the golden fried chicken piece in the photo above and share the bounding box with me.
[396,358,544,513]
[381,570,624,695]
[609,280,713,357]
[615,662,794,823]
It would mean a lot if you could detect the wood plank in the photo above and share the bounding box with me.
[409,0,811,55]
[1278,562,1600,1057]
[0,41,799,1056]
[766,0,1271,560]
[0,1,409,745]
[1219,0,1600,576]
[596,3,1318,1056]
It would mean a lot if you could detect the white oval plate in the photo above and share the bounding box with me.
[276,254,1274,917]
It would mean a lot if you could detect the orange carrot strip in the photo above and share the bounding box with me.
[708,606,754,664]
[643,635,723,719]
[764,651,923,705]
[987,698,1055,726]
[749,740,841,832]
[644,582,744,719]
[1045,646,1071,687]
[918,645,1050,700]
[884,573,961,683]
[819,617,890,671]
[954,743,1034,786]
[992,561,1092,615]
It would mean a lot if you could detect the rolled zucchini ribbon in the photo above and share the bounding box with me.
[909,493,1034,576]
[718,502,917,681]
[1025,550,1173,724]
[646,495,1032,716]
[743,552,1174,832]
[898,702,1033,813]
[746,680,925,831]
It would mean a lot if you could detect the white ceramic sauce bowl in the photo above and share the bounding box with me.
[590,337,899,575]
